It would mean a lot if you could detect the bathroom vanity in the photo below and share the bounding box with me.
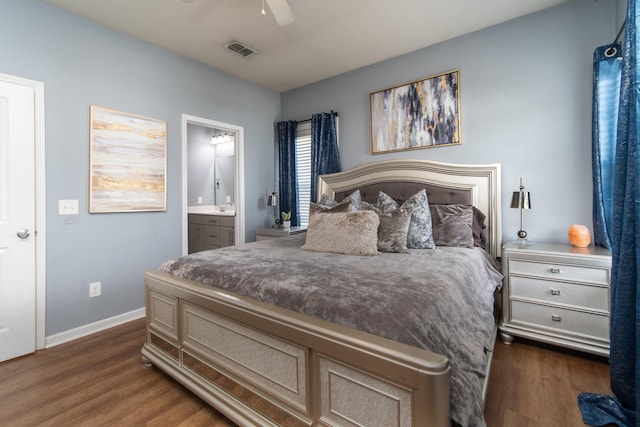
[187,206,235,253]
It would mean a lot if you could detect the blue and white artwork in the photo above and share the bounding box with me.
[370,70,460,154]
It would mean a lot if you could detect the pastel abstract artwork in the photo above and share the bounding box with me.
[370,70,460,154]
[89,105,167,213]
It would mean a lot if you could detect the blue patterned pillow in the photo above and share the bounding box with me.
[377,189,435,249]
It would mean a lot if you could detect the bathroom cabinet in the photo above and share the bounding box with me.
[188,214,235,253]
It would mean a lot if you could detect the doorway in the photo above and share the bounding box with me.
[181,114,245,255]
[0,73,46,361]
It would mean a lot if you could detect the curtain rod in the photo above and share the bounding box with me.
[604,20,626,58]
[295,112,339,124]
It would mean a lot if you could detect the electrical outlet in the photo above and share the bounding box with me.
[89,281,101,298]
[197,196,203,204]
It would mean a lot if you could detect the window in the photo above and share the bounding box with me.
[294,117,339,226]
[295,121,311,225]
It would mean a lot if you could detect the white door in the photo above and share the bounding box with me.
[0,79,37,362]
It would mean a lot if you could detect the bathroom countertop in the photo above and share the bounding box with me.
[188,205,235,216]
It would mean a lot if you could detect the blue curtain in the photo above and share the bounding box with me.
[277,120,299,226]
[579,1,639,426]
[310,111,341,202]
[592,43,622,250]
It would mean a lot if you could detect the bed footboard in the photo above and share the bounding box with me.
[141,270,450,427]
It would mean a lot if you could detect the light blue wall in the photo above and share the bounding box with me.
[1,0,280,335]
[281,0,618,245]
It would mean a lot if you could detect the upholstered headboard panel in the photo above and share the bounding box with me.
[334,182,472,206]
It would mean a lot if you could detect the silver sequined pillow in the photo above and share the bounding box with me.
[377,189,435,249]
[360,201,413,253]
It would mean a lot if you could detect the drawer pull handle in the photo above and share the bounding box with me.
[551,314,561,322]
[550,267,561,274]
[550,288,561,296]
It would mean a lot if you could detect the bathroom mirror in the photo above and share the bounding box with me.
[187,124,235,207]
[214,146,235,205]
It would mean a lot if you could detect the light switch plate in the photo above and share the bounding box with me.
[59,199,79,215]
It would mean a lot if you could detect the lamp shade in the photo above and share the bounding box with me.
[510,191,531,209]
[267,192,278,207]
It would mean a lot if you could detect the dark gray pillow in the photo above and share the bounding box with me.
[360,201,413,253]
[430,204,475,248]
[430,204,487,248]
[318,189,361,211]
[377,189,435,249]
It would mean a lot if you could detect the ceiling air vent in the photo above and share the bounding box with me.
[225,40,258,58]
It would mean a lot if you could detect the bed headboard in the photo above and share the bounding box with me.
[317,159,502,258]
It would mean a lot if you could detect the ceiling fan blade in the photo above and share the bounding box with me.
[265,0,294,26]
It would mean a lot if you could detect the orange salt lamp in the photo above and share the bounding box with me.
[568,224,591,248]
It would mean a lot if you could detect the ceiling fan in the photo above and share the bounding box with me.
[261,0,294,26]
[184,0,294,26]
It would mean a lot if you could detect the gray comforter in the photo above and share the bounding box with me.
[160,234,503,427]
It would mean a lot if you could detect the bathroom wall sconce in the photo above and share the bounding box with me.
[267,191,279,226]
[510,177,531,244]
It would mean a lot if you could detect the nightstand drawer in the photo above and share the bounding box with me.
[511,301,609,340]
[509,259,609,284]
[510,276,609,311]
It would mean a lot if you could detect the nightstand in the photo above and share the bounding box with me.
[499,241,611,356]
[255,226,307,241]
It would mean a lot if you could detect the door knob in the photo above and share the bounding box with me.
[16,228,30,239]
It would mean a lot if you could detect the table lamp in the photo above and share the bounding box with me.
[510,177,531,244]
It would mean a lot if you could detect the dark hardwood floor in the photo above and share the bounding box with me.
[0,318,610,426]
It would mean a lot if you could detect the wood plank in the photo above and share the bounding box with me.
[0,318,610,426]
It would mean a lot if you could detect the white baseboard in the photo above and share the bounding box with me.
[45,307,145,348]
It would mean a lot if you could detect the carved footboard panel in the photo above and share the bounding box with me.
[141,270,451,427]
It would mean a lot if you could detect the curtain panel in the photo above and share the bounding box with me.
[608,0,639,420]
[310,111,341,202]
[277,120,299,227]
[592,43,622,250]
[580,1,639,426]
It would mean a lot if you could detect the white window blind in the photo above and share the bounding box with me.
[296,121,311,226]
[294,117,338,226]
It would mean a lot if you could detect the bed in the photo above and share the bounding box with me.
[141,159,502,427]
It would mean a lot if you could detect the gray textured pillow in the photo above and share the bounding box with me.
[302,210,379,256]
[377,189,435,249]
[430,204,487,248]
[360,201,413,253]
[430,204,475,248]
[319,189,361,211]
[309,201,352,215]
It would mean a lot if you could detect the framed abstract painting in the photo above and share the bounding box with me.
[89,105,167,213]
[370,70,461,154]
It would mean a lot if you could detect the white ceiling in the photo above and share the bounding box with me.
[44,0,570,92]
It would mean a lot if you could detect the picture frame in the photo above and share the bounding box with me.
[89,105,167,213]
[370,70,461,154]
